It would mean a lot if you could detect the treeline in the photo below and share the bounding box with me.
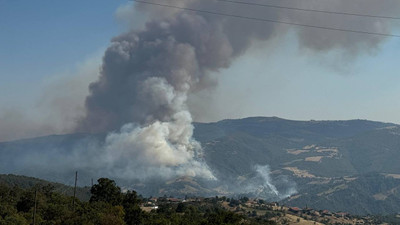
[0,174,91,201]
[0,178,276,225]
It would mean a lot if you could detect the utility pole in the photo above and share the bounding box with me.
[72,171,78,212]
[33,189,37,225]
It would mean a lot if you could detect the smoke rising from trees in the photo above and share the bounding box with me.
[73,0,400,181]
[1,0,400,196]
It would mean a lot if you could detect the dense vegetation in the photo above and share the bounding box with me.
[0,177,276,225]
[0,174,91,201]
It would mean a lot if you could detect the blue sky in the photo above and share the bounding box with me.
[0,0,126,106]
[1,0,400,141]
[198,36,400,123]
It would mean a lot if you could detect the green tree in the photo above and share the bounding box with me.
[16,191,35,213]
[90,178,122,206]
[99,205,126,225]
[0,214,29,225]
[176,203,186,213]
[122,191,143,225]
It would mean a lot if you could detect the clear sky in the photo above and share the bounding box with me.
[1,0,400,141]
[0,0,126,106]
[191,33,400,123]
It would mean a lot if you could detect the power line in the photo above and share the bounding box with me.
[132,0,400,38]
[213,0,400,20]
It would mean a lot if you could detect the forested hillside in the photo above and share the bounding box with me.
[1,117,400,215]
[0,174,90,201]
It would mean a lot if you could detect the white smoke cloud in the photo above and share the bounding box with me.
[53,76,215,181]
[242,165,297,200]
[7,110,215,183]
[99,111,215,180]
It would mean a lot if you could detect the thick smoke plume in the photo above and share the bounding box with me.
[2,0,400,197]
[73,0,400,182]
[79,0,400,131]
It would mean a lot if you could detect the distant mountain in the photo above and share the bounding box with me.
[194,117,400,214]
[282,173,400,215]
[195,117,399,180]
[1,117,400,215]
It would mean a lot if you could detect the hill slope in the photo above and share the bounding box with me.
[1,117,400,214]
[0,174,91,201]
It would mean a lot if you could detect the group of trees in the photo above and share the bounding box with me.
[0,177,277,225]
[0,178,142,225]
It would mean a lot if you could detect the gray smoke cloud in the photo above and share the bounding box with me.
[72,0,400,183]
[80,0,400,131]
[75,1,283,181]
[290,0,400,53]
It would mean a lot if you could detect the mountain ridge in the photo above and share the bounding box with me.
[1,117,400,214]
